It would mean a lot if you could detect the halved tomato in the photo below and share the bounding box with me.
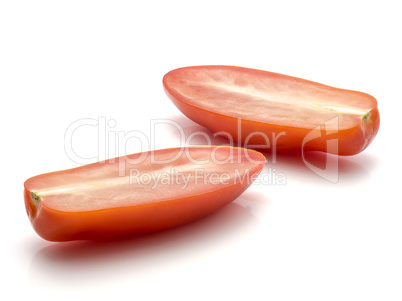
[24,146,265,241]
[163,65,380,155]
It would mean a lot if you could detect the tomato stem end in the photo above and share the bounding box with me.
[31,192,41,204]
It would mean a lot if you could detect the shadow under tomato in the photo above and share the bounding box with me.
[29,193,264,289]
[168,114,378,186]
[263,151,375,186]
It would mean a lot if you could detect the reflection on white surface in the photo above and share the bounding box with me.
[28,199,263,290]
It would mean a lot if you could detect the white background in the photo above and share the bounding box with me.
[1,1,401,300]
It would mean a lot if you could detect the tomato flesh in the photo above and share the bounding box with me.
[163,65,380,155]
[24,146,265,241]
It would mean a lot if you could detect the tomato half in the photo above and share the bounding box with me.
[24,146,265,241]
[163,65,380,155]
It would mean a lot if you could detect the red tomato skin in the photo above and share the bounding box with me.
[163,66,380,156]
[24,147,265,242]
[24,180,254,241]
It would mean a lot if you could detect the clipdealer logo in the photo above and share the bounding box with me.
[64,116,339,184]
[301,116,339,183]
